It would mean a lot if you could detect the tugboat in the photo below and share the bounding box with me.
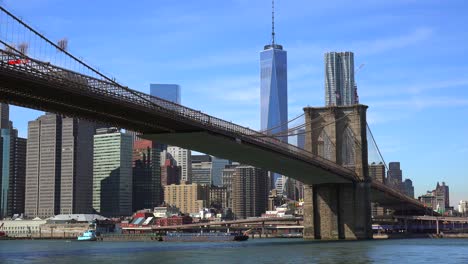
[77,229,97,241]
[77,220,97,241]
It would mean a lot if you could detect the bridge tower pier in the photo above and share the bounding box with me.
[302,105,372,240]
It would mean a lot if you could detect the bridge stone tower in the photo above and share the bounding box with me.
[302,105,372,240]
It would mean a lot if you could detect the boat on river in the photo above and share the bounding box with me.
[77,230,97,241]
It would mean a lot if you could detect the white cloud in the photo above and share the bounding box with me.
[356,27,433,55]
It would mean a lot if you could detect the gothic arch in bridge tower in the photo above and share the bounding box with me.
[302,105,372,240]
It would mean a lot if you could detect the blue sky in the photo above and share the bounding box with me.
[3,0,468,205]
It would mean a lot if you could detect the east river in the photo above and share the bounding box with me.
[1,238,468,263]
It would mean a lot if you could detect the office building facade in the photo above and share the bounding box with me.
[324,51,357,106]
[211,157,230,187]
[403,179,415,198]
[167,146,191,182]
[232,166,268,219]
[93,128,133,217]
[387,162,402,189]
[210,186,227,209]
[132,139,163,212]
[161,153,181,187]
[260,35,288,193]
[59,118,96,215]
[369,162,386,216]
[24,114,96,218]
[192,161,212,186]
[0,114,26,219]
[222,164,238,209]
[164,182,209,214]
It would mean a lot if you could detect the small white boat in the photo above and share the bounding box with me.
[77,230,97,241]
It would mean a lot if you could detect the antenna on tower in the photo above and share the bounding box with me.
[271,0,275,45]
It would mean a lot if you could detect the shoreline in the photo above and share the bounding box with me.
[3,233,468,242]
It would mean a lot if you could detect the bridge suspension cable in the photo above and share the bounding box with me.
[256,112,358,138]
[259,112,305,134]
[366,123,389,170]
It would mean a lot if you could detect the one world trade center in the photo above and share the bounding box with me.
[260,0,288,194]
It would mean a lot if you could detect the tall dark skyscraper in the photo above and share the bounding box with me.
[0,104,27,219]
[260,0,288,194]
[387,162,403,189]
[0,103,9,129]
[132,139,163,212]
[324,52,357,106]
[232,166,268,219]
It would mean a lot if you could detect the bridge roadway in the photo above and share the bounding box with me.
[395,215,468,222]
[0,49,428,214]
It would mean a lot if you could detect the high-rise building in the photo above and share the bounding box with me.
[435,182,450,209]
[25,114,62,218]
[369,162,386,216]
[24,114,96,218]
[324,51,357,106]
[192,161,212,186]
[132,139,162,212]
[160,153,181,187]
[164,182,209,214]
[222,163,238,209]
[260,2,288,192]
[150,84,181,104]
[0,119,26,219]
[403,179,414,198]
[93,127,133,217]
[167,146,191,182]
[211,157,230,187]
[126,130,141,143]
[369,162,386,183]
[387,162,403,189]
[191,155,229,186]
[232,166,268,219]
[0,103,9,129]
[210,186,227,209]
[60,118,96,215]
[458,200,468,217]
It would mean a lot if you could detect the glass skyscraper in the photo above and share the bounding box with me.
[260,41,288,194]
[324,51,357,106]
[150,84,181,104]
[260,44,288,138]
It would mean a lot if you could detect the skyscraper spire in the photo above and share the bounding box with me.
[271,0,275,45]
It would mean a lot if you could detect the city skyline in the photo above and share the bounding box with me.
[2,0,468,204]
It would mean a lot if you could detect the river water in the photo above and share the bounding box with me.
[1,238,467,263]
